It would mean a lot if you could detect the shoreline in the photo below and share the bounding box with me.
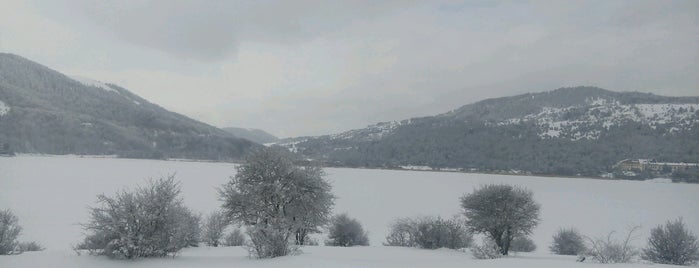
[4,153,678,183]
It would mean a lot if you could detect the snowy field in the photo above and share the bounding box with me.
[1,155,698,267]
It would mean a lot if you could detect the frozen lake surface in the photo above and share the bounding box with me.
[1,155,698,267]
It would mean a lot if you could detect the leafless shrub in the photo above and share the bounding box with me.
[586,226,640,263]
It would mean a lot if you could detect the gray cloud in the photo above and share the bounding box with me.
[47,0,412,61]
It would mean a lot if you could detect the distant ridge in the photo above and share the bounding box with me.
[274,86,699,178]
[223,127,279,144]
[0,53,259,160]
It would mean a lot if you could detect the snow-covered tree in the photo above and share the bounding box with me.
[203,211,228,247]
[643,218,699,266]
[0,209,21,255]
[219,148,335,258]
[79,176,199,258]
[460,184,540,255]
[326,213,369,247]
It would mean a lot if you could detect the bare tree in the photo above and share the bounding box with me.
[460,184,540,255]
[219,148,335,258]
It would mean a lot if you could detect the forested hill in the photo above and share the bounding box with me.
[274,87,699,177]
[0,53,259,160]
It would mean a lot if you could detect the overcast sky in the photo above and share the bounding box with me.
[1,0,697,137]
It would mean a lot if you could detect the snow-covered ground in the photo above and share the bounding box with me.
[1,155,698,267]
[0,246,682,268]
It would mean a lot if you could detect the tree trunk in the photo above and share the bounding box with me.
[501,229,512,255]
[295,230,306,245]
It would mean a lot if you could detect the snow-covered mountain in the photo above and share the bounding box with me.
[0,53,259,159]
[274,87,699,177]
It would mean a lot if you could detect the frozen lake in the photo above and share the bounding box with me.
[1,155,698,252]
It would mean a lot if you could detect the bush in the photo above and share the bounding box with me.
[510,236,536,252]
[550,228,586,255]
[203,211,228,247]
[224,229,246,247]
[0,209,21,255]
[643,218,699,266]
[384,217,417,247]
[471,238,501,259]
[326,214,369,247]
[461,184,540,255]
[18,241,44,252]
[586,226,640,263]
[414,217,472,249]
[220,148,335,258]
[383,216,472,249]
[79,176,199,259]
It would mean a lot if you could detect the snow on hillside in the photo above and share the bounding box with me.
[329,120,404,141]
[70,76,119,93]
[0,100,9,116]
[499,98,699,140]
[1,155,698,267]
[70,76,143,106]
